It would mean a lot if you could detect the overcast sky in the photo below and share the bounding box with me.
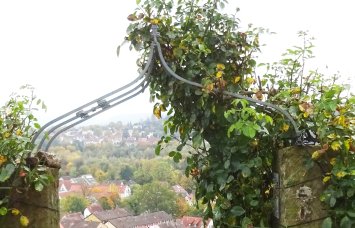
[1,0,354,125]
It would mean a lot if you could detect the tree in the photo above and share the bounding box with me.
[125,0,355,226]
[60,195,89,213]
[120,165,134,181]
[123,182,179,216]
[98,197,115,210]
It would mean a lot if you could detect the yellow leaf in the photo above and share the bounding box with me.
[299,104,305,112]
[291,87,301,94]
[11,208,20,216]
[203,83,214,93]
[280,123,289,132]
[311,151,321,160]
[127,14,138,21]
[331,141,341,151]
[150,18,160,25]
[245,77,255,84]
[216,63,225,70]
[333,115,347,127]
[336,171,347,179]
[327,133,337,140]
[3,132,11,138]
[344,139,351,151]
[216,71,223,78]
[233,76,241,84]
[179,127,184,135]
[255,90,263,100]
[322,176,331,183]
[324,111,332,118]
[159,104,166,112]
[153,106,161,119]
[298,102,312,113]
[0,155,7,166]
[330,158,336,166]
[16,129,23,136]
[20,215,29,227]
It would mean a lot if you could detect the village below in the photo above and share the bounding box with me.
[54,117,209,227]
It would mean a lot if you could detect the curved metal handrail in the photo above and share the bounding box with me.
[44,80,150,151]
[39,77,149,151]
[150,25,301,138]
[33,44,155,151]
[33,24,302,152]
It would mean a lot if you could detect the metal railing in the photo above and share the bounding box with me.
[32,45,155,151]
[33,25,301,152]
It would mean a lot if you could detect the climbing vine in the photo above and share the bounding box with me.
[125,0,354,226]
[0,85,50,226]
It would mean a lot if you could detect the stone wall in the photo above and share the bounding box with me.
[1,168,59,228]
[273,146,329,227]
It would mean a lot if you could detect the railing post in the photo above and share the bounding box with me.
[273,146,329,227]
[1,160,60,227]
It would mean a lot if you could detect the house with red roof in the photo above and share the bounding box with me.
[84,203,104,218]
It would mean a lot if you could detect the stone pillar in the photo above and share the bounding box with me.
[1,168,60,228]
[273,146,329,227]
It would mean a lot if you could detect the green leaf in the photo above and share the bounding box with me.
[242,166,251,177]
[136,0,141,5]
[34,123,41,129]
[155,144,161,155]
[242,125,256,138]
[173,48,183,58]
[253,156,262,168]
[322,217,332,228]
[327,100,337,111]
[206,184,214,193]
[194,89,203,95]
[116,45,121,58]
[192,133,203,149]
[242,217,253,228]
[230,206,245,216]
[347,189,354,197]
[35,182,44,191]
[264,115,273,124]
[250,200,259,207]
[252,123,261,131]
[226,175,234,183]
[329,197,336,207]
[347,211,355,218]
[249,59,256,67]
[176,143,185,151]
[0,164,16,182]
[340,216,351,228]
[227,121,243,137]
[224,160,230,169]
[0,207,7,215]
[173,152,182,163]
[168,151,176,157]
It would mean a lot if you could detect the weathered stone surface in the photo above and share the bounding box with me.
[1,168,59,228]
[274,146,328,227]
